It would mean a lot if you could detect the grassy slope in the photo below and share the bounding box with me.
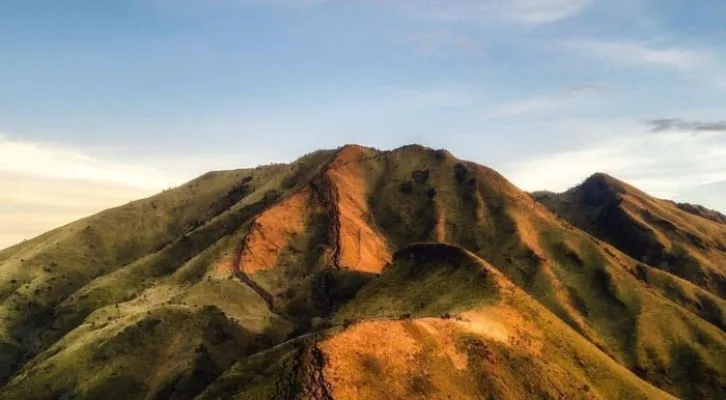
[201,244,673,400]
[530,174,726,399]
[225,143,726,398]
[354,146,726,397]
[535,173,726,297]
[350,148,726,399]
[0,167,253,384]
[0,150,335,397]
[1,305,267,400]
[335,243,501,321]
[1,145,725,399]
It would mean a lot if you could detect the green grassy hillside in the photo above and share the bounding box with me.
[1,144,725,399]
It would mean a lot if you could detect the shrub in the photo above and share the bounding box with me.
[411,170,430,184]
[453,163,468,183]
[432,149,448,160]
[400,182,413,194]
[263,190,282,204]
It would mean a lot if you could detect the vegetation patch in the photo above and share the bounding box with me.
[336,244,500,321]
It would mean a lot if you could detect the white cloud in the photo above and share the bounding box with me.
[485,97,560,119]
[0,172,157,249]
[391,86,474,108]
[0,136,177,249]
[563,39,708,70]
[256,0,595,25]
[0,134,292,250]
[566,84,608,93]
[0,136,181,190]
[506,137,648,192]
[496,0,595,23]
[677,181,726,212]
[504,121,726,210]
[484,85,604,119]
[398,29,484,56]
[392,0,595,25]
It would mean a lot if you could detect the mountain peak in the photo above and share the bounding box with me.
[581,172,626,191]
[565,172,626,208]
[327,144,377,168]
[2,145,725,400]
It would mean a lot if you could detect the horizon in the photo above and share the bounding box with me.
[2,0,725,248]
[1,141,723,250]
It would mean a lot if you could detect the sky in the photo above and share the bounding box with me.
[1,0,725,248]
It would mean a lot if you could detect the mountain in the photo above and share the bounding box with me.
[535,173,726,304]
[0,144,724,400]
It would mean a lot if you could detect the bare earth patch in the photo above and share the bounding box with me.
[320,304,543,400]
[326,146,392,273]
[238,188,312,274]
[319,321,422,399]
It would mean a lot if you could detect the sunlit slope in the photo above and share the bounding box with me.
[303,145,726,398]
[1,144,725,399]
[199,244,674,400]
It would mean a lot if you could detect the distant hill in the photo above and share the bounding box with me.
[670,201,726,225]
[1,144,724,400]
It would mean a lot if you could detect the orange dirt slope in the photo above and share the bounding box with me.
[324,145,392,273]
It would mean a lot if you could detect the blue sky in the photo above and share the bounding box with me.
[1,0,725,247]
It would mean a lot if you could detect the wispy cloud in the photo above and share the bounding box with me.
[494,0,595,24]
[0,137,181,190]
[0,135,184,248]
[392,0,595,25]
[398,29,484,56]
[563,39,707,70]
[484,84,604,119]
[505,121,726,210]
[0,85,467,248]
[0,172,155,248]
[258,0,595,25]
[391,86,474,108]
[485,97,559,119]
[648,118,726,133]
[565,84,608,93]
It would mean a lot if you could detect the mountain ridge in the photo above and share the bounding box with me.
[1,144,724,400]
